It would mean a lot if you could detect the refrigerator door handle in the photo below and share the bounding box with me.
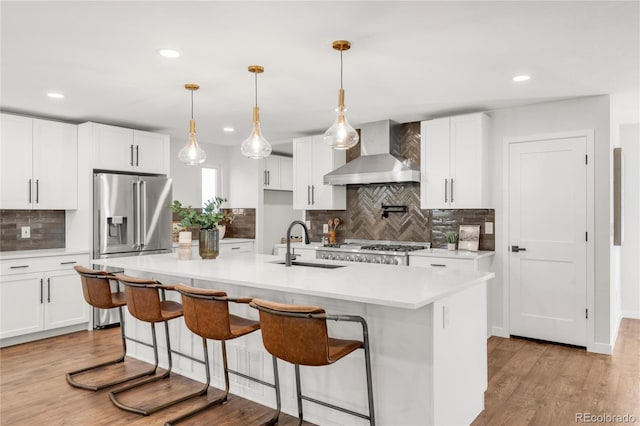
[132,181,141,249]
[140,180,147,248]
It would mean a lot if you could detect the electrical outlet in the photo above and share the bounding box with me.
[305,220,311,229]
[485,222,493,235]
[21,226,30,239]
[323,224,329,233]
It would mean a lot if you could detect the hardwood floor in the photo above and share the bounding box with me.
[472,318,640,426]
[1,319,638,425]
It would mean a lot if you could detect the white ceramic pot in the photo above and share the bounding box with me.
[217,225,226,240]
[447,243,456,251]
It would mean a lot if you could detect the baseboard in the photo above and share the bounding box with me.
[490,326,509,338]
[587,341,613,355]
[622,310,640,319]
[0,323,89,348]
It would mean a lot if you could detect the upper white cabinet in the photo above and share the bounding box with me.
[420,113,491,209]
[85,122,169,174]
[292,135,346,210]
[263,155,293,191]
[0,114,77,210]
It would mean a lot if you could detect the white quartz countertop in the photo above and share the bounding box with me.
[272,242,322,249]
[92,253,494,310]
[409,248,495,259]
[0,248,90,260]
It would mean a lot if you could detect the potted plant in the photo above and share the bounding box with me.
[445,231,458,251]
[169,197,234,259]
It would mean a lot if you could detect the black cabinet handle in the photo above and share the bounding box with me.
[431,264,447,267]
[130,144,134,166]
[60,261,77,265]
[40,279,43,304]
[35,179,39,204]
[135,145,139,166]
[28,179,32,204]
[231,247,240,250]
[47,278,51,303]
[10,265,29,269]
[511,245,527,252]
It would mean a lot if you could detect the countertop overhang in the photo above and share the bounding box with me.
[92,253,494,310]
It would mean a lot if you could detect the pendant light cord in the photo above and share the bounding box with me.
[254,72,258,108]
[340,50,344,90]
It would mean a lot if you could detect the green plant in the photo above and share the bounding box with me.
[445,231,458,244]
[169,197,234,230]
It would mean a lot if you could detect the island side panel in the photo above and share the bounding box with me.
[433,281,488,425]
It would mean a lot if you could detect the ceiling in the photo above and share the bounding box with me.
[1,1,638,151]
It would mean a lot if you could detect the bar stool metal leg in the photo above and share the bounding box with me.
[66,306,156,391]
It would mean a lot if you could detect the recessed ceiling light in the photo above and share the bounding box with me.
[47,92,64,99]
[512,75,531,82]
[158,49,180,58]
[223,127,235,133]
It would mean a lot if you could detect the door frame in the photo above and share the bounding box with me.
[502,129,595,349]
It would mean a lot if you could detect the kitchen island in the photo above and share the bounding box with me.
[93,252,494,425]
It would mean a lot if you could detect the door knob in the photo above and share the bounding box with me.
[511,245,527,252]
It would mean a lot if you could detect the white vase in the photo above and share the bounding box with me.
[447,243,456,251]
[217,225,226,239]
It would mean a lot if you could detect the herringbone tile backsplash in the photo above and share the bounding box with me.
[307,121,495,250]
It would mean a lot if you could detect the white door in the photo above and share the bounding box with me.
[134,130,168,174]
[44,270,90,330]
[93,123,134,171]
[0,273,44,339]
[292,138,313,209]
[420,118,451,209]
[509,136,587,346]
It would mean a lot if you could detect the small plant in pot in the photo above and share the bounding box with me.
[169,197,234,259]
[445,231,458,251]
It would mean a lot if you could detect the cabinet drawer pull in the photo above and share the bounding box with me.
[40,279,44,304]
[130,144,134,166]
[28,179,32,204]
[444,179,448,203]
[10,265,29,269]
[430,263,447,267]
[450,178,454,203]
[47,278,51,303]
[60,261,77,265]
[231,247,241,250]
[311,185,315,205]
[36,179,39,204]
[135,145,139,166]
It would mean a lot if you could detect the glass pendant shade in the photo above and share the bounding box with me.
[241,107,272,158]
[179,119,206,165]
[179,83,206,165]
[242,65,271,159]
[325,40,359,150]
[324,89,359,150]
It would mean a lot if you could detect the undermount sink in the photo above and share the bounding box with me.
[270,260,346,269]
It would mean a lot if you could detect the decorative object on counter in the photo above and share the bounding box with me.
[458,225,480,251]
[381,204,408,219]
[445,231,458,251]
[326,217,341,244]
[240,65,272,159]
[178,231,192,244]
[178,83,206,165]
[169,197,234,259]
[324,40,359,150]
[177,231,193,260]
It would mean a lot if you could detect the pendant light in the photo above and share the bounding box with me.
[324,40,359,150]
[178,83,206,165]
[241,65,272,159]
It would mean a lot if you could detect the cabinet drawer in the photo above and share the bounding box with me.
[409,256,474,271]
[219,242,254,255]
[1,254,89,276]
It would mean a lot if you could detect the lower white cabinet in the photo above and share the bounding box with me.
[219,241,254,255]
[409,252,494,272]
[0,254,90,342]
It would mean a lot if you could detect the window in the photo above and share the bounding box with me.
[201,167,218,206]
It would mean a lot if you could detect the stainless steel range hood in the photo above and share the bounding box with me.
[323,119,420,185]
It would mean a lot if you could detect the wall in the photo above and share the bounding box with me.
[489,95,612,351]
[263,191,303,253]
[169,140,230,206]
[620,123,640,318]
[0,210,65,251]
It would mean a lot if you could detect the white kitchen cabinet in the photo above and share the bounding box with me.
[219,241,254,255]
[0,114,78,209]
[420,113,491,209]
[292,135,346,210]
[0,253,90,343]
[263,155,293,191]
[85,122,169,174]
[409,250,494,272]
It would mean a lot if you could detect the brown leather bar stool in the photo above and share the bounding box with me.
[108,274,207,416]
[164,284,281,426]
[66,266,156,390]
[250,299,375,426]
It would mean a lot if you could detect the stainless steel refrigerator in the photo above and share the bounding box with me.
[92,172,172,326]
